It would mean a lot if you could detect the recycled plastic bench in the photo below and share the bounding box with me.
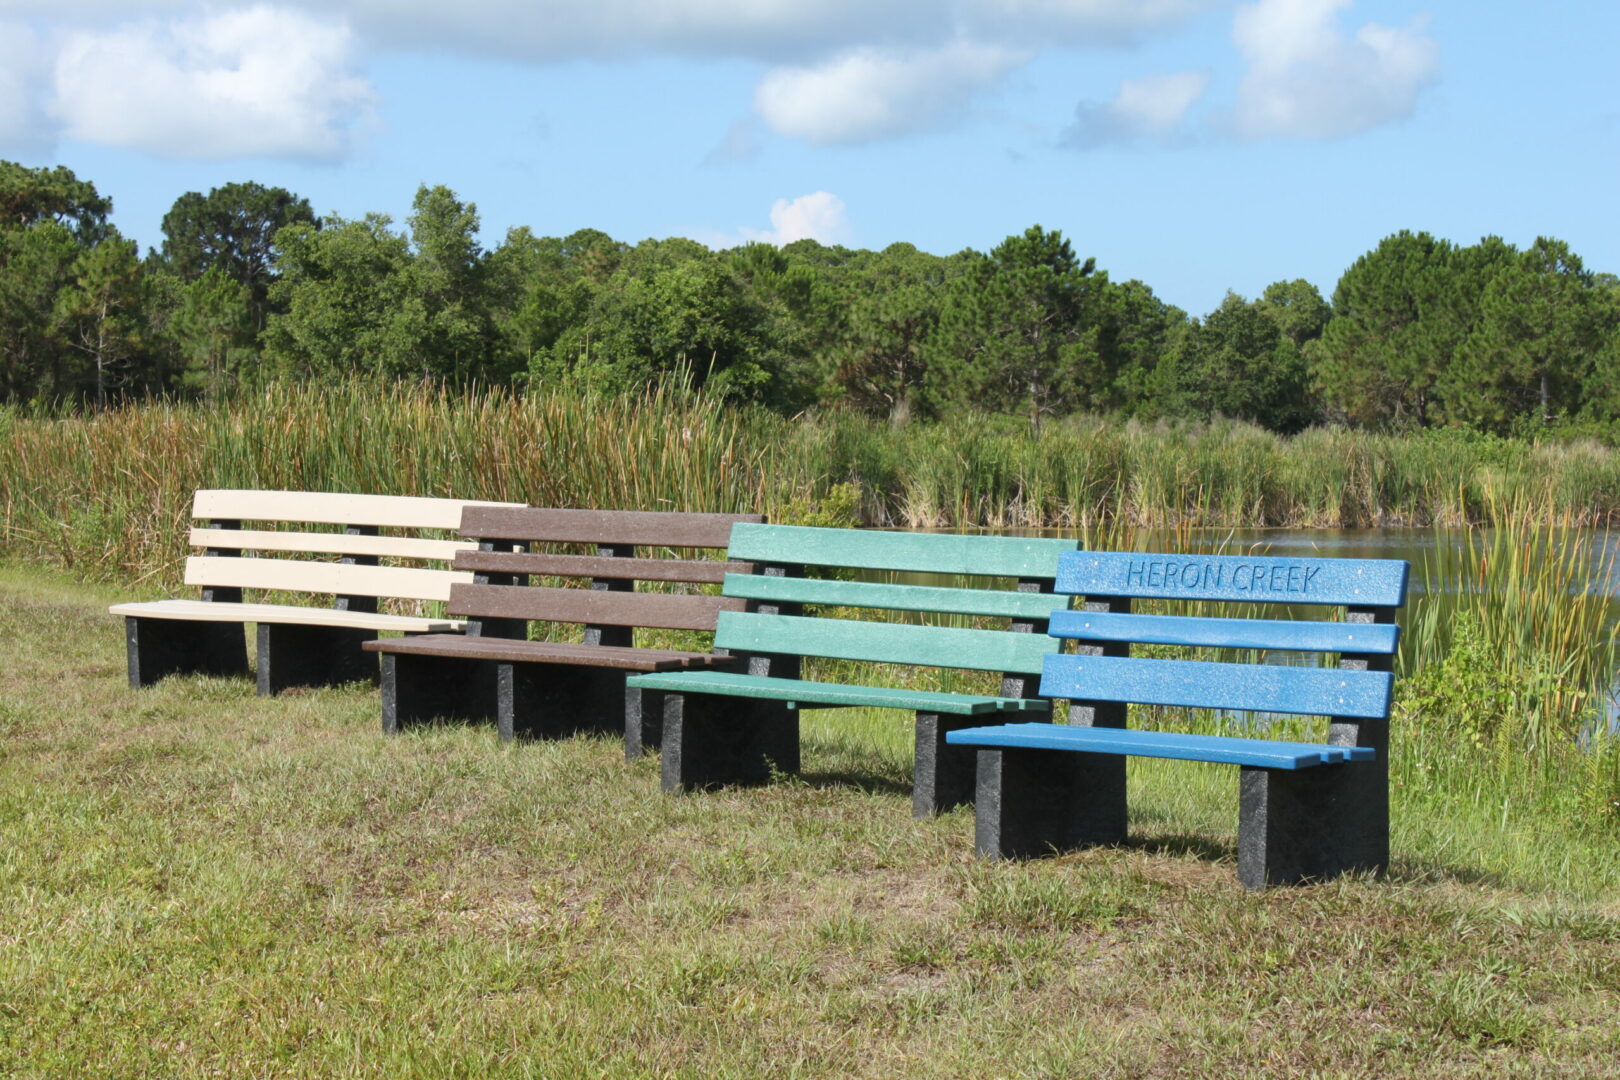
[109,489,522,695]
[362,506,763,740]
[946,549,1409,889]
[624,524,1080,816]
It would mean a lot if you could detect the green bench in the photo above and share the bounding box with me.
[947,549,1409,888]
[625,524,1079,816]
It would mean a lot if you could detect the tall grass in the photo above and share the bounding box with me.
[7,381,1620,586]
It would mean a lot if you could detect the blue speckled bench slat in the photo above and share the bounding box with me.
[1048,610,1399,655]
[946,721,1375,770]
[1039,653,1393,720]
[1055,551,1409,607]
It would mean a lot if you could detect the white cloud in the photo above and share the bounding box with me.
[1229,0,1438,140]
[754,42,1024,145]
[7,1,1216,154]
[958,0,1211,46]
[16,1,1196,61]
[46,5,376,160]
[738,191,851,246]
[1065,69,1209,147]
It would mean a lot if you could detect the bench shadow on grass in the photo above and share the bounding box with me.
[1124,831,1507,889]
[792,767,913,798]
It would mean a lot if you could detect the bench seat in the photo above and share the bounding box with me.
[374,506,763,742]
[947,722,1375,770]
[111,599,462,634]
[364,633,741,673]
[627,670,1051,715]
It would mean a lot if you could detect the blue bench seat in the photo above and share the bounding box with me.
[947,722,1375,770]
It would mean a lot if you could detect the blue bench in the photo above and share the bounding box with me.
[947,550,1409,889]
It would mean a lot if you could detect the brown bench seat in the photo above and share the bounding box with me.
[362,507,761,741]
[361,633,737,671]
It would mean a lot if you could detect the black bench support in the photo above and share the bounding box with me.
[660,693,799,792]
[1239,763,1382,888]
[912,713,982,817]
[256,624,378,696]
[973,747,1128,858]
[499,661,624,741]
[380,652,498,733]
[625,686,666,758]
[125,616,250,688]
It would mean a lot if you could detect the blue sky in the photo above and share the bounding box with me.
[1,1,1615,317]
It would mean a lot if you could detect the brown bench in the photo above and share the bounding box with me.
[362,507,763,740]
[109,489,522,694]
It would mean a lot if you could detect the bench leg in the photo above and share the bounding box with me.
[659,694,799,793]
[1238,764,1387,889]
[973,748,1128,859]
[256,624,377,696]
[125,616,250,688]
[625,686,665,759]
[381,652,498,734]
[499,663,625,741]
[912,713,987,817]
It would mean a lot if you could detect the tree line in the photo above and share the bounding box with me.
[3,160,1617,436]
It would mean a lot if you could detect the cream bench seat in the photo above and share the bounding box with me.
[111,489,522,695]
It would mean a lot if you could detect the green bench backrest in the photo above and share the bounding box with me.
[721,573,1068,620]
[714,611,1055,674]
[726,524,1079,579]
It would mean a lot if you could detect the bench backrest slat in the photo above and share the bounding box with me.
[1042,654,1393,720]
[714,611,1054,674]
[455,551,753,585]
[192,490,520,530]
[185,556,468,603]
[1056,551,1409,608]
[727,524,1079,579]
[189,528,475,562]
[724,573,1070,620]
[460,507,762,548]
[1049,610,1399,655]
[448,583,744,631]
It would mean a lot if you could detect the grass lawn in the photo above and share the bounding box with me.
[2,565,1618,1078]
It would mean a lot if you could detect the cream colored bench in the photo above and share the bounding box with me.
[110,490,522,695]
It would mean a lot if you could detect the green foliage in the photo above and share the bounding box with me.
[1401,613,1518,751]
[51,228,146,406]
[158,180,314,331]
[0,220,80,400]
[0,160,111,239]
[931,225,1108,430]
[831,243,952,425]
[1309,230,1494,427]
[171,268,255,401]
[1148,291,1313,432]
[260,213,415,379]
[1443,238,1611,433]
[4,159,1620,439]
